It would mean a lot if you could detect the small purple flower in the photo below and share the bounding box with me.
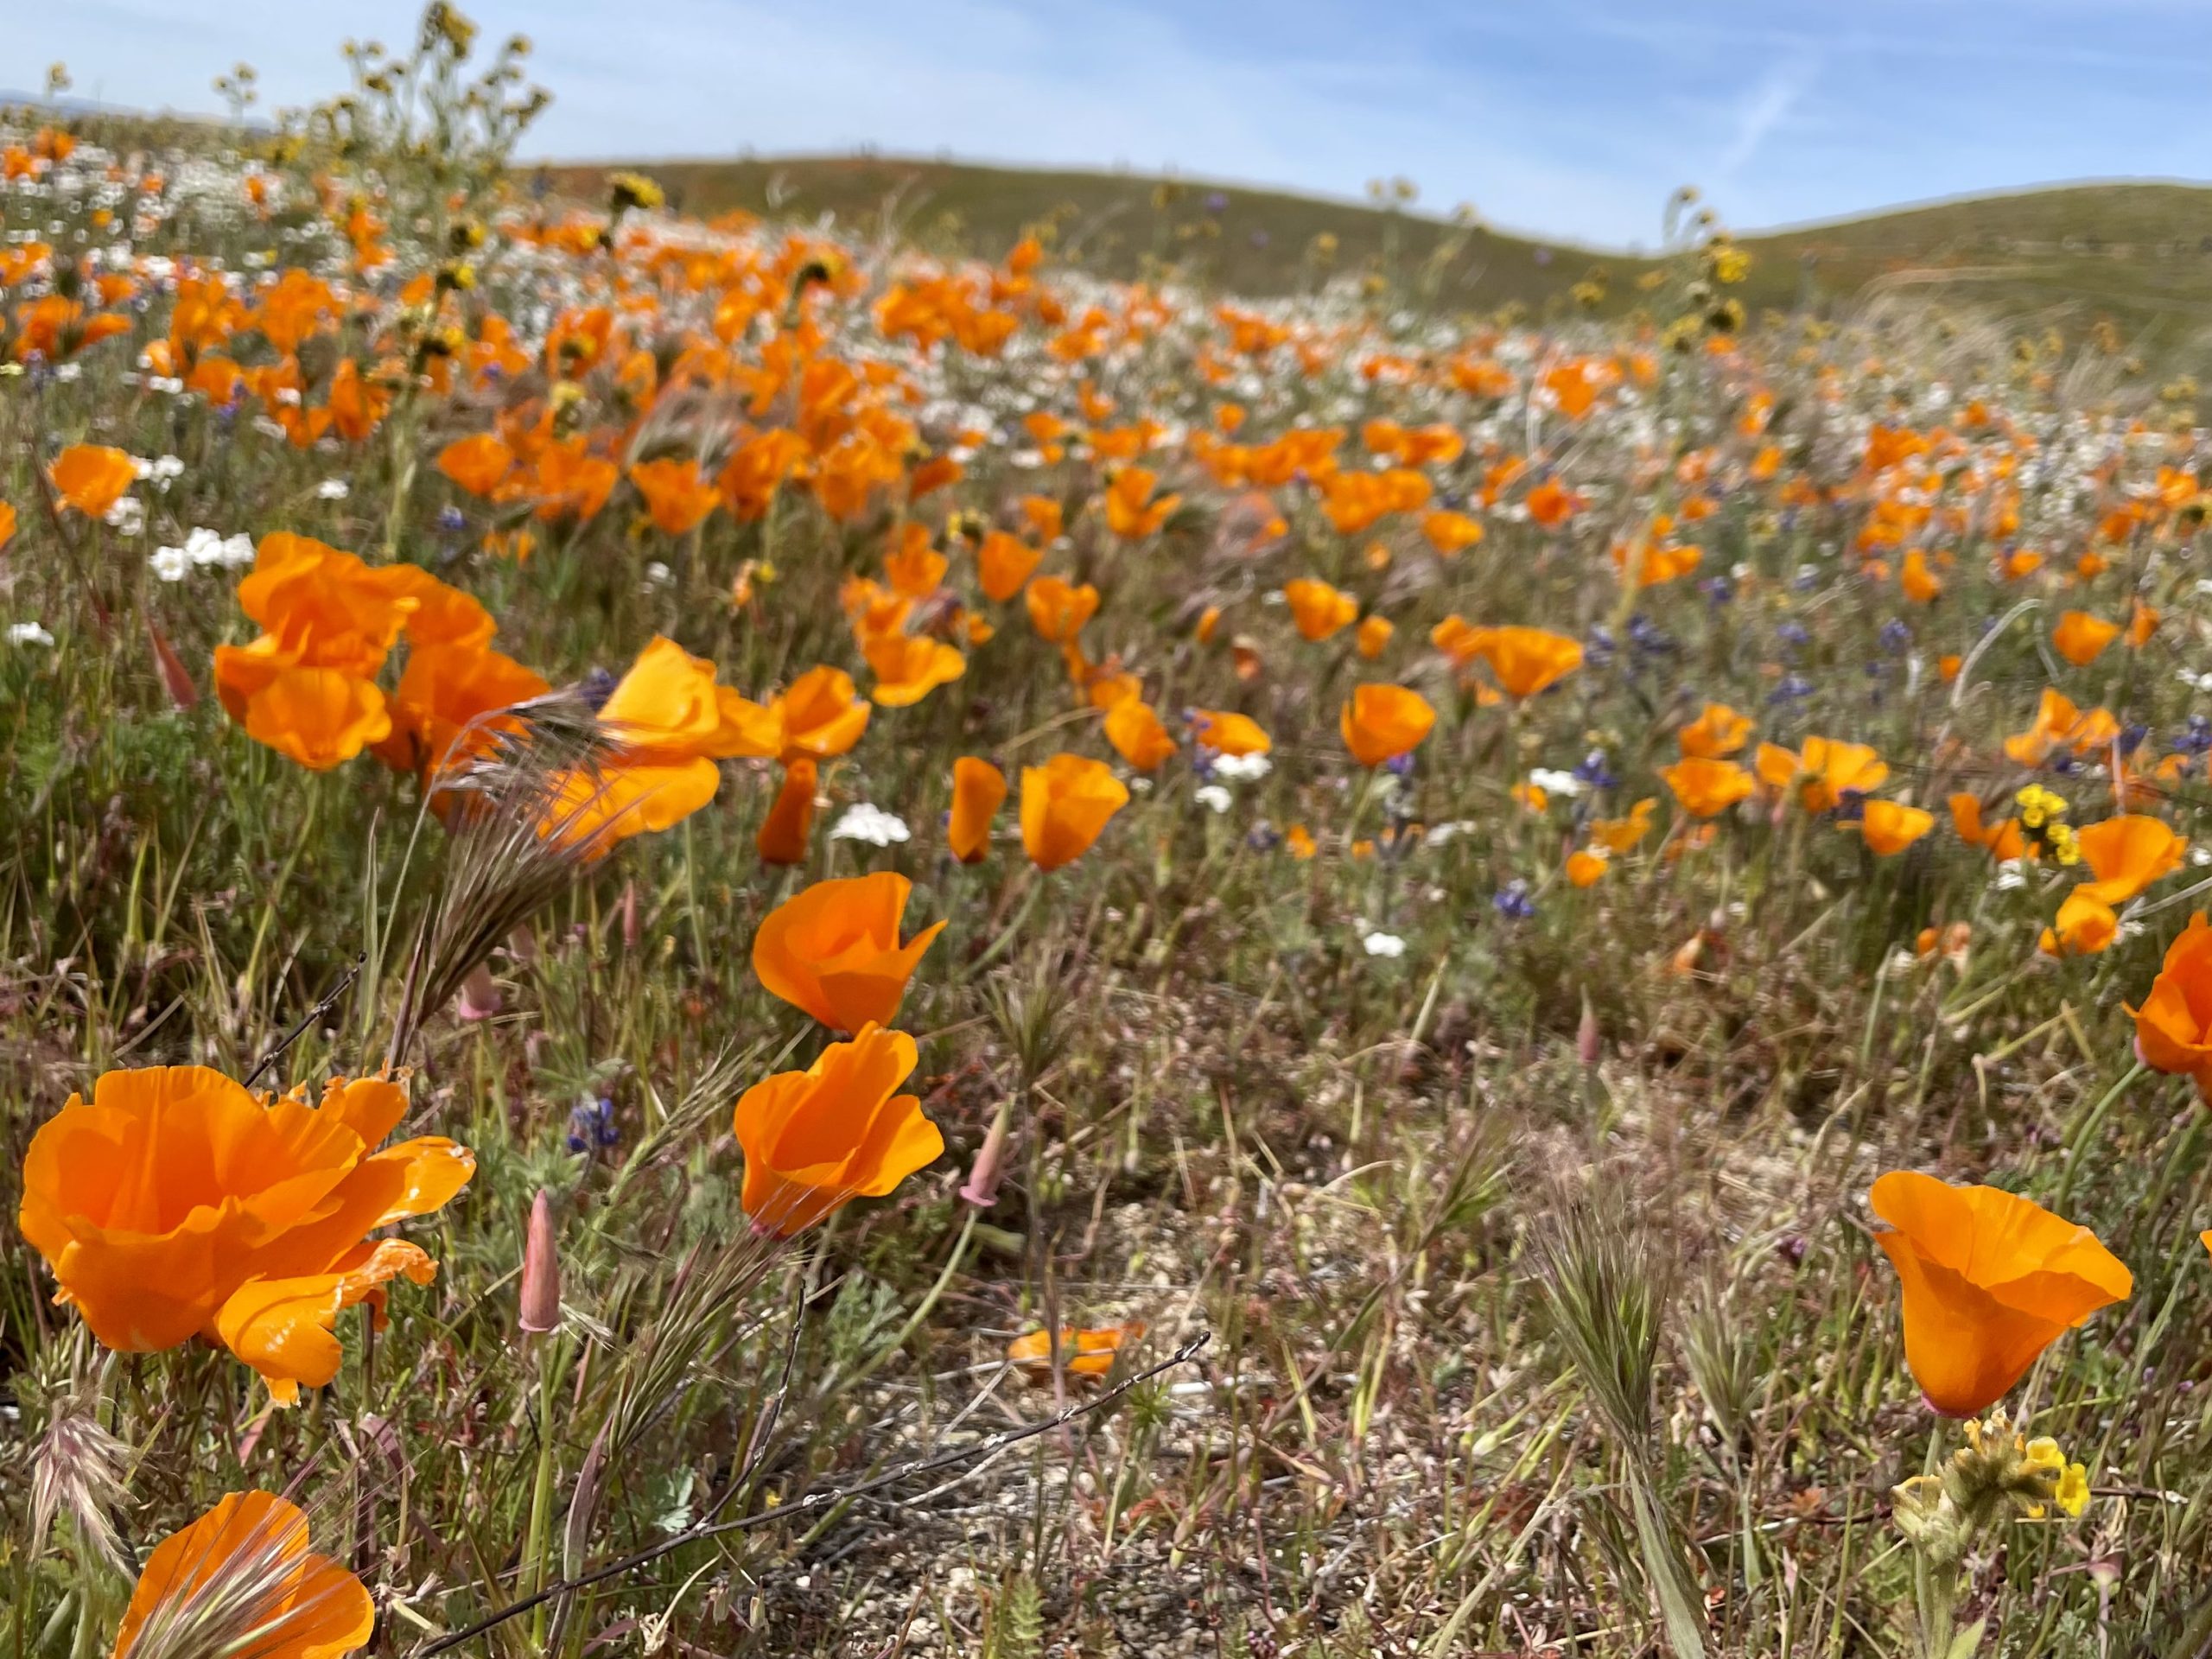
[1767,674,1814,705]
[1492,880,1536,921]
[437,505,467,533]
[567,1096,619,1154]
[579,666,619,710]
[1573,749,1617,790]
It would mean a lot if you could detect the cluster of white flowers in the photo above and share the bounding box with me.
[6,621,55,648]
[1211,751,1271,782]
[1192,784,1233,814]
[149,527,256,582]
[829,804,909,846]
[1527,766,1586,797]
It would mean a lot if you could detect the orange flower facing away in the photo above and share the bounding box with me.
[2052,609,2121,668]
[1020,753,1130,870]
[758,759,818,867]
[2004,688,2117,767]
[1857,799,1934,857]
[2129,912,2212,1092]
[1758,736,1888,814]
[18,1067,472,1402]
[1463,626,1583,700]
[437,432,516,498]
[2075,814,2186,906]
[1007,1321,1147,1379]
[113,1491,372,1659]
[1524,477,1582,528]
[1869,1171,2130,1416]
[2040,889,2119,957]
[1339,683,1436,767]
[49,444,137,518]
[1191,709,1271,757]
[1677,701,1751,759]
[1659,756,1754,819]
[1565,849,1610,887]
[950,756,1007,862]
[372,641,549,780]
[1283,578,1358,641]
[732,1023,943,1237]
[1026,575,1101,644]
[1592,797,1657,852]
[1421,509,1484,556]
[776,664,871,762]
[976,531,1042,602]
[1104,697,1178,770]
[753,872,944,1033]
[628,455,720,536]
[1105,466,1180,537]
[1900,547,1942,603]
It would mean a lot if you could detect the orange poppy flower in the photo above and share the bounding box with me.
[1020,494,1064,542]
[1190,709,1271,757]
[1421,510,1484,556]
[372,641,550,781]
[1858,799,1934,856]
[2129,912,2212,1091]
[437,432,516,498]
[2052,610,2120,667]
[1007,1321,1146,1379]
[113,1491,372,1659]
[1103,699,1178,770]
[2075,814,2186,905]
[1760,737,1888,814]
[1462,626,1583,700]
[1869,1171,2130,1416]
[949,757,1007,862]
[48,444,137,518]
[1899,548,1942,603]
[2040,890,2119,957]
[18,1067,472,1402]
[1950,793,2029,861]
[1026,575,1100,645]
[1523,478,1582,528]
[1282,578,1358,641]
[0,501,15,548]
[758,759,818,867]
[1677,702,1751,759]
[1339,684,1436,767]
[242,666,393,772]
[976,531,1042,602]
[1565,849,1610,887]
[1020,753,1130,869]
[1592,798,1657,852]
[1356,614,1395,659]
[1105,466,1180,537]
[629,456,720,536]
[1659,757,1754,819]
[753,873,944,1033]
[865,632,966,709]
[883,526,948,598]
[733,1023,943,1236]
[777,665,871,761]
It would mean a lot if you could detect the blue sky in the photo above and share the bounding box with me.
[24,1,2212,249]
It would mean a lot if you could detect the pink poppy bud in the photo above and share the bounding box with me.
[959,1105,1010,1208]
[520,1189,561,1334]
[456,961,502,1022]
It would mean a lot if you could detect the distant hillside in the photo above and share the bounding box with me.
[546,156,2212,350]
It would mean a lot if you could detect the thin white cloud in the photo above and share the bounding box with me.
[1716,59,1813,179]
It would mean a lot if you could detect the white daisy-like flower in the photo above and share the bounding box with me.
[105,497,145,536]
[1211,751,1271,781]
[1528,767,1586,797]
[1193,784,1234,813]
[149,544,190,582]
[1993,860,2028,892]
[7,621,55,647]
[1361,930,1407,958]
[315,478,350,500]
[829,804,910,846]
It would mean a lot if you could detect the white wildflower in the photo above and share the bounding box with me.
[149,544,190,582]
[1528,767,1586,797]
[1211,751,1271,781]
[7,621,55,647]
[1193,784,1233,813]
[1361,930,1407,958]
[829,804,909,846]
[315,478,350,500]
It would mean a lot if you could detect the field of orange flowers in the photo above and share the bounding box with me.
[8,14,2212,1659]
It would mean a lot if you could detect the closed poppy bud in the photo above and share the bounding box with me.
[1339,683,1435,767]
[950,757,1007,862]
[1020,753,1130,870]
[1869,1172,2130,1416]
[753,872,945,1033]
[146,616,199,709]
[1195,604,1223,644]
[758,759,817,867]
[112,1492,372,1659]
[519,1189,561,1334]
[959,1103,1010,1208]
[733,1023,944,1236]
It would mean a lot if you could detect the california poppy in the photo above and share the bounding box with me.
[1283,579,1358,642]
[865,632,965,709]
[949,757,1007,861]
[1339,683,1435,767]
[1677,702,1751,760]
[758,759,818,867]
[628,456,720,536]
[1026,575,1100,645]
[1103,698,1178,770]
[2129,912,2212,1092]
[18,1067,472,1402]
[1356,614,1395,659]
[2040,890,2119,957]
[1007,1321,1146,1379]
[49,444,137,518]
[1020,753,1129,869]
[745,861,946,1033]
[1463,626,1583,700]
[2075,815,2186,906]
[1421,510,1484,556]
[1858,799,1934,856]
[976,531,1042,603]
[1869,1171,2130,1416]
[113,1491,372,1659]
[1190,709,1271,757]
[1951,793,2029,861]
[437,432,516,498]
[2052,610,2121,668]
[1565,849,1609,887]
[1659,757,1754,819]
[733,1023,943,1236]
[776,665,871,761]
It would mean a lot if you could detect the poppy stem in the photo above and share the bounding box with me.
[2052,1060,2149,1211]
